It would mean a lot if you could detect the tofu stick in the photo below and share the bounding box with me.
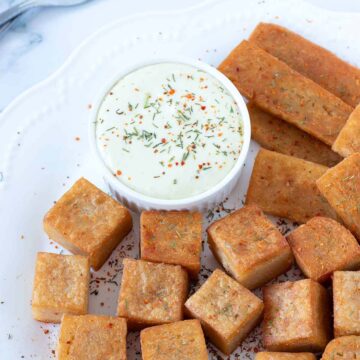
[218,40,353,145]
[248,102,342,166]
[317,153,360,239]
[249,23,360,107]
[332,104,360,157]
[246,149,338,223]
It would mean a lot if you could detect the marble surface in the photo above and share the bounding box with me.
[1,0,360,112]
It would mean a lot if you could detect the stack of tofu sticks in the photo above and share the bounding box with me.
[219,23,360,226]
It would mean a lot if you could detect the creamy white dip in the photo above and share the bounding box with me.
[95,63,243,200]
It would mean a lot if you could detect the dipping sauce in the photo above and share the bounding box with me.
[95,63,243,200]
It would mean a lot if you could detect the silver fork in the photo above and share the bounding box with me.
[0,0,89,28]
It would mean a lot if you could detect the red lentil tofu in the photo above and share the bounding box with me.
[43,177,132,270]
[140,319,208,360]
[207,204,293,289]
[262,279,331,352]
[248,102,342,167]
[218,40,352,145]
[333,105,360,157]
[333,271,360,337]
[321,336,360,360]
[287,217,360,282]
[246,149,338,224]
[117,258,188,329]
[256,352,316,360]
[185,269,264,355]
[32,252,89,323]
[317,153,360,239]
[249,23,360,107]
[140,211,202,278]
[57,314,127,360]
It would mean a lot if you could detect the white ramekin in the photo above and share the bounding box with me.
[89,57,250,213]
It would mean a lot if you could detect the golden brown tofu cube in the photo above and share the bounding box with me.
[256,352,316,360]
[185,269,264,355]
[333,271,360,337]
[333,105,360,157]
[140,319,208,360]
[117,258,188,329]
[262,279,331,352]
[287,217,360,282]
[207,204,293,289]
[44,177,133,270]
[317,153,360,240]
[32,252,89,323]
[140,211,202,278]
[246,149,338,224]
[321,336,360,360]
[57,314,127,360]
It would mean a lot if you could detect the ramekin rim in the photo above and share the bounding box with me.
[89,56,251,207]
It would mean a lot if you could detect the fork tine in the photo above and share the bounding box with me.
[0,20,14,40]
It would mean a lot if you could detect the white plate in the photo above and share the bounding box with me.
[1,0,360,358]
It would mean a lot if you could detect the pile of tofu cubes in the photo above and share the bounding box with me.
[31,177,360,359]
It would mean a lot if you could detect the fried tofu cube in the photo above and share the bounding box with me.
[287,217,360,282]
[256,352,316,360]
[57,314,127,360]
[140,319,208,360]
[117,258,188,329]
[317,153,360,239]
[140,211,202,278]
[321,336,360,360]
[207,204,293,289]
[185,269,264,355]
[32,252,89,323]
[262,279,331,352]
[44,177,132,270]
[333,271,360,337]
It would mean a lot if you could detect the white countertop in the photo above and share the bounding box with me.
[1,0,360,112]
